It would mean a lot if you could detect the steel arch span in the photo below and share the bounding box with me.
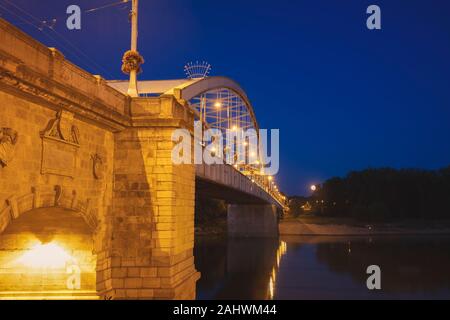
[108,76,286,208]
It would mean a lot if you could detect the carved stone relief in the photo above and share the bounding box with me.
[91,153,105,180]
[40,110,80,178]
[0,128,18,168]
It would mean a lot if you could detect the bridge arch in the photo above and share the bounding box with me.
[109,76,260,134]
[165,76,260,133]
[108,76,287,208]
[0,206,97,299]
[0,185,99,235]
[0,184,104,299]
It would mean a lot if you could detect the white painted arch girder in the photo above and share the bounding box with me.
[162,76,260,133]
[108,77,260,132]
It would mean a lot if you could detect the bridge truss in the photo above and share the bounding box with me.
[188,87,286,207]
[107,77,287,208]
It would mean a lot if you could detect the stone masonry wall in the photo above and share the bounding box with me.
[95,96,199,300]
[0,89,114,255]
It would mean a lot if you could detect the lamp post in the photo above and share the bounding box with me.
[122,0,144,97]
[128,0,138,96]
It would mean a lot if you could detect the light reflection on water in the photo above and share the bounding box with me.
[268,241,287,299]
[195,236,450,300]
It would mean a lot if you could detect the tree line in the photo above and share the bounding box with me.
[293,167,450,221]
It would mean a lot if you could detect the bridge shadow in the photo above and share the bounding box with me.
[195,237,282,300]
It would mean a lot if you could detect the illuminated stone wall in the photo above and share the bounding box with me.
[0,19,199,299]
[0,87,114,298]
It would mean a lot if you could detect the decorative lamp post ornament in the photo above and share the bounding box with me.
[122,0,143,97]
[121,50,144,74]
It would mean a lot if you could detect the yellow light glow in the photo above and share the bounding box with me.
[17,243,72,269]
[232,125,238,131]
[268,176,273,181]
[281,241,287,254]
[310,185,317,191]
[214,101,222,108]
[268,276,274,300]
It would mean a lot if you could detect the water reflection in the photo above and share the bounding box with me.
[195,238,286,300]
[315,236,450,296]
[195,235,450,300]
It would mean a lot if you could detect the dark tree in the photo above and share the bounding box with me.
[313,166,450,221]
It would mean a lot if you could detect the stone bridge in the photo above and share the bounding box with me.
[0,19,285,299]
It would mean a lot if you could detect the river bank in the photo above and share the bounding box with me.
[194,215,450,237]
[280,217,450,236]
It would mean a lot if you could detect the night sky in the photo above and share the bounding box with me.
[1,0,450,196]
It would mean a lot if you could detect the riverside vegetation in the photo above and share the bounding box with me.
[290,167,450,226]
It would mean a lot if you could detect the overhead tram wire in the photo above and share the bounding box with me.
[0,3,100,77]
[1,1,130,29]
[2,0,115,79]
[0,2,77,59]
[85,0,131,14]
[1,0,128,79]
[30,0,131,28]
[0,6,109,79]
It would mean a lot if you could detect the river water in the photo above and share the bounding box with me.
[195,235,450,300]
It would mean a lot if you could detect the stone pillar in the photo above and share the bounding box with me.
[96,96,200,300]
[228,204,279,238]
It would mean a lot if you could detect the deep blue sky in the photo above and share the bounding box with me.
[1,0,450,195]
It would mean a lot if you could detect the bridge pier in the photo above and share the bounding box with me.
[96,97,200,300]
[228,204,279,238]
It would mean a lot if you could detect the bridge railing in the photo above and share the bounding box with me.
[235,163,287,208]
[192,132,287,208]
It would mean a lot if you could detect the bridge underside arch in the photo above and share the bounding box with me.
[0,207,97,300]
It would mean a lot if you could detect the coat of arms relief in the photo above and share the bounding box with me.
[40,110,80,178]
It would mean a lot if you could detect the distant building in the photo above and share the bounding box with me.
[302,201,312,212]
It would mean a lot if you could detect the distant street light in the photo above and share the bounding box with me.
[310,185,317,192]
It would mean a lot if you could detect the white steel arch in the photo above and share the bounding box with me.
[107,77,287,207]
